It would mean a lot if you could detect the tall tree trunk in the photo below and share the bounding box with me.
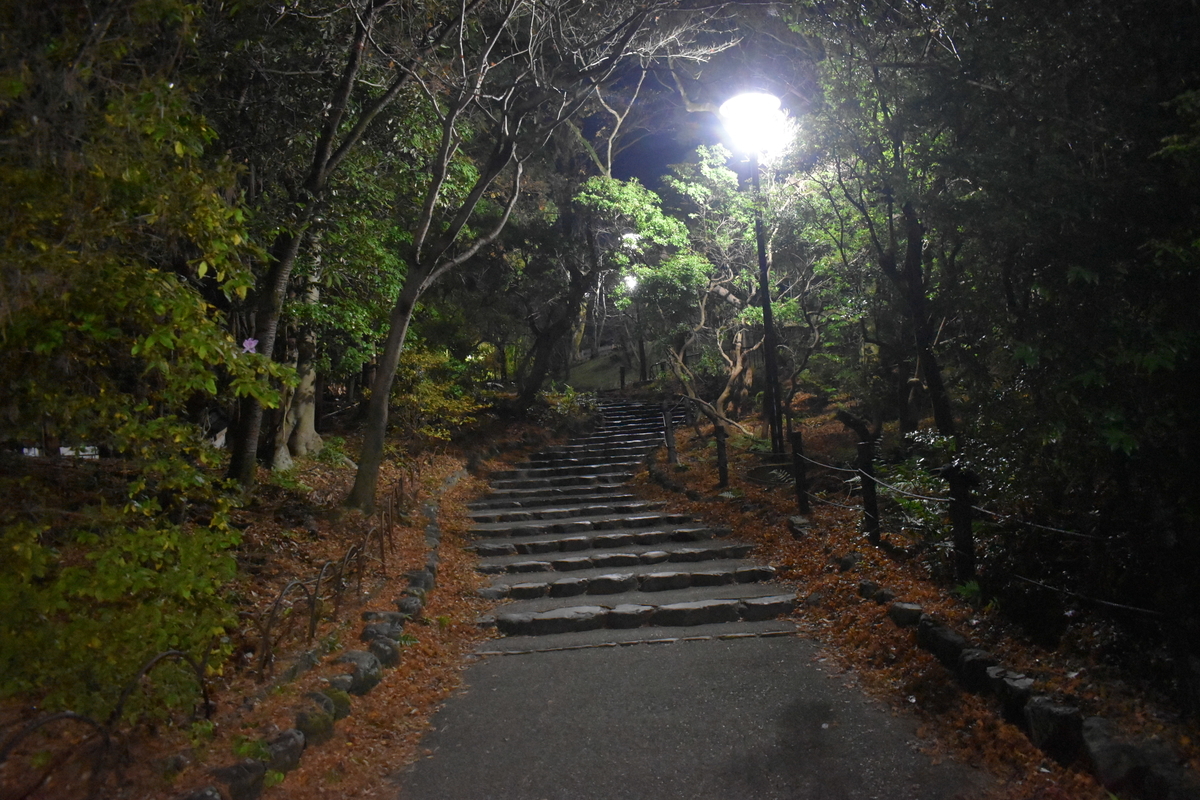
[227,228,306,483]
[345,276,423,511]
[272,270,323,468]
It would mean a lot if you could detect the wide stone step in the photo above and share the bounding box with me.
[469,510,693,538]
[522,451,652,467]
[475,542,756,574]
[485,590,797,637]
[471,525,731,558]
[478,561,775,600]
[488,471,634,491]
[468,486,633,510]
[469,499,665,524]
[475,619,797,654]
[489,460,643,481]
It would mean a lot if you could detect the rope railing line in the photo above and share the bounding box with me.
[1011,574,1164,618]
[970,506,1105,540]
[804,492,862,512]
[794,451,862,474]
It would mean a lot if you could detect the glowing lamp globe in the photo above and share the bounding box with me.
[719,92,789,157]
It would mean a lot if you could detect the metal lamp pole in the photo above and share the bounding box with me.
[750,151,785,455]
[721,92,789,456]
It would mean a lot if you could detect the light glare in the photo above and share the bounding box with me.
[719,92,790,156]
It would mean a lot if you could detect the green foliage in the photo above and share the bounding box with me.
[388,343,485,443]
[232,735,272,761]
[0,0,282,721]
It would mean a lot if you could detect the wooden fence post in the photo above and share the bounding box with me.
[662,401,678,465]
[945,466,979,581]
[836,410,881,545]
[790,430,810,514]
[715,425,729,488]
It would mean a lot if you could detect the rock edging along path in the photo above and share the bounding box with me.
[395,401,991,799]
[179,470,464,800]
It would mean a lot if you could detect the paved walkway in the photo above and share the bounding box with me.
[394,402,989,799]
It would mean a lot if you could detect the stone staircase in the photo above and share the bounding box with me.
[471,400,798,653]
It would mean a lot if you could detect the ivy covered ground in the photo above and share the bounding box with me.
[3,409,1198,799]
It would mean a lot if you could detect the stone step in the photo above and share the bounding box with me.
[522,451,653,467]
[478,561,775,600]
[475,619,798,654]
[469,499,665,524]
[469,510,694,538]
[471,525,730,557]
[488,471,634,491]
[475,541,756,574]
[490,581,791,617]
[468,486,633,510]
[489,460,643,481]
[483,589,797,637]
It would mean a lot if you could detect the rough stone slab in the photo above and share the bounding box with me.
[740,594,797,621]
[1025,696,1083,764]
[496,613,536,636]
[559,536,592,552]
[529,606,609,635]
[888,602,924,626]
[587,573,638,594]
[652,599,741,627]
[608,604,656,629]
[509,582,550,599]
[639,572,692,592]
[369,637,402,668]
[336,650,383,695]
[521,540,559,554]
[989,668,1035,723]
[549,578,589,598]
[266,729,305,773]
[593,532,637,547]
[957,649,998,693]
[591,553,642,568]
[360,621,405,643]
[916,615,970,668]
[510,561,553,573]
[476,619,798,652]
[690,570,735,587]
[633,530,671,545]
[476,542,518,557]
[667,548,706,562]
[734,565,775,583]
[551,557,594,571]
[210,759,265,800]
[639,551,671,564]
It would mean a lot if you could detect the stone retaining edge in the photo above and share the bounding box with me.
[862,581,1200,800]
[177,469,467,800]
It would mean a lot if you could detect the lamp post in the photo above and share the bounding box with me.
[719,92,789,455]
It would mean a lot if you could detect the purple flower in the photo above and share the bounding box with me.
[242,338,258,353]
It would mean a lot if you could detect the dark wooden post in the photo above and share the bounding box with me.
[714,425,729,488]
[945,466,978,581]
[790,430,810,514]
[836,410,881,545]
[662,401,678,465]
[619,366,626,391]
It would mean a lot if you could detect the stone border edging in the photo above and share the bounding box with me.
[861,582,1200,800]
[177,469,467,800]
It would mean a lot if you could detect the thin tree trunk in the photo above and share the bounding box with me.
[345,276,423,512]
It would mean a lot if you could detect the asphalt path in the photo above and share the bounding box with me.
[394,635,990,799]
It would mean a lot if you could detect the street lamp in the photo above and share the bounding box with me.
[719,92,789,455]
